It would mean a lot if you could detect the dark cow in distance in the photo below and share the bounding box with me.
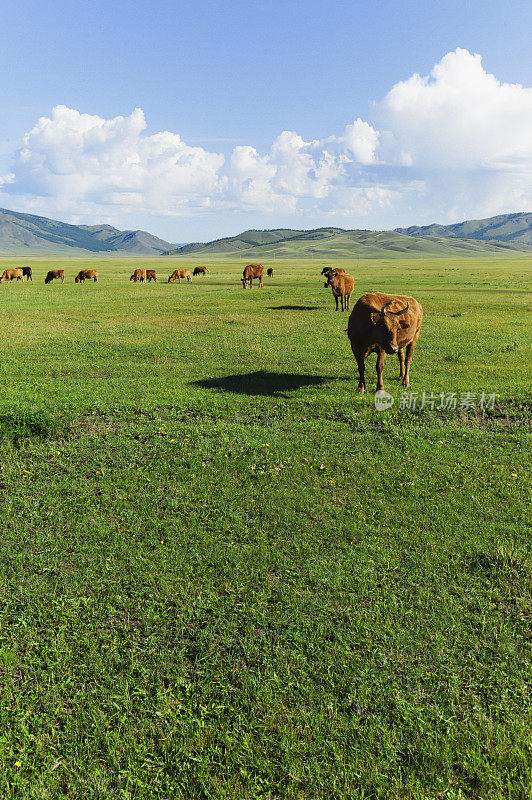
[75,269,98,282]
[193,266,207,276]
[323,270,354,312]
[22,266,32,281]
[146,269,157,282]
[347,292,423,393]
[45,270,65,284]
[241,263,264,288]
[321,266,346,277]
[267,268,274,277]
[0,268,24,283]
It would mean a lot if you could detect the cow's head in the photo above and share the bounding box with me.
[241,277,248,288]
[370,301,410,354]
[323,270,339,288]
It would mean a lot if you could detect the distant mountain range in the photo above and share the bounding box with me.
[0,208,174,254]
[395,212,532,246]
[0,207,531,257]
[162,216,532,258]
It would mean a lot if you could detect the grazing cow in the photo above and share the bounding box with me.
[168,269,192,283]
[130,268,147,283]
[267,268,274,277]
[146,269,157,282]
[347,292,423,393]
[75,269,98,283]
[0,268,24,283]
[193,266,207,276]
[241,263,264,288]
[323,270,354,312]
[22,266,32,281]
[44,270,65,284]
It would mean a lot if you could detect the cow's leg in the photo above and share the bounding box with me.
[259,277,263,287]
[376,349,386,391]
[353,350,366,392]
[398,348,405,381]
[335,294,339,311]
[402,339,418,387]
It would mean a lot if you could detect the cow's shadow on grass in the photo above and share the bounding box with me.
[268,305,320,311]
[192,370,329,397]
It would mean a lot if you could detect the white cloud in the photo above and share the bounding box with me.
[1,49,531,229]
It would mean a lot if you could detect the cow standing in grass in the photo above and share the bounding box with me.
[130,268,147,283]
[22,266,32,281]
[0,268,24,283]
[241,264,264,288]
[267,268,274,277]
[44,270,65,284]
[168,269,192,283]
[193,266,207,276]
[347,292,423,392]
[75,270,98,282]
[323,270,354,312]
[146,269,157,282]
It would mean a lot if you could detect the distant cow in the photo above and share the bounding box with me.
[44,270,65,284]
[323,270,354,312]
[241,263,264,288]
[130,268,147,283]
[146,269,157,282]
[22,266,32,281]
[321,266,346,277]
[168,269,192,283]
[0,268,24,283]
[75,269,98,283]
[267,268,274,277]
[193,266,207,276]
[347,292,423,393]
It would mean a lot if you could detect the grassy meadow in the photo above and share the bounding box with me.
[0,255,530,799]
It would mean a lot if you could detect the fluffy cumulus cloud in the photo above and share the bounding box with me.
[1,49,532,226]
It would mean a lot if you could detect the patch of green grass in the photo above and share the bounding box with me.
[0,257,530,798]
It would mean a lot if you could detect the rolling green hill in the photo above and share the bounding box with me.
[162,225,532,258]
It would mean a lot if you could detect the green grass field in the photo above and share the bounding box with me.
[0,256,530,799]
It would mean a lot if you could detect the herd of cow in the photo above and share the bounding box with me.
[0,261,423,393]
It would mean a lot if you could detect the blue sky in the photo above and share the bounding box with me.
[1,0,531,241]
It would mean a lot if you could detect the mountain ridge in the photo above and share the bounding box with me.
[0,207,531,257]
[0,208,174,254]
[395,212,532,246]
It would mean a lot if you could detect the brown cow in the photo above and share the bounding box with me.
[266,268,274,277]
[323,271,354,312]
[168,269,192,283]
[241,263,264,288]
[193,266,207,276]
[0,268,24,283]
[146,269,157,282]
[347,292,423,393]
[130,268,147,283]
[75,269,98,283]
[44,270,65,284]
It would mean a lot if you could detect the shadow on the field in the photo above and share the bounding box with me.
[268,305,320,311]
[192,370,329,397]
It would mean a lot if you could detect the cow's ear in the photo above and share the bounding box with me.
[370,312,380,324]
